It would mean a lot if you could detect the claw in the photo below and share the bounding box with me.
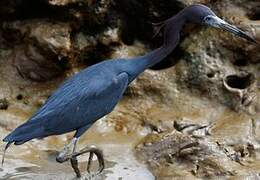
[73,145,105,175]
[87,152,94,173]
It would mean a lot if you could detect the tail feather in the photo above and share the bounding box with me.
[2,121,46,165]
[3,121,45,143]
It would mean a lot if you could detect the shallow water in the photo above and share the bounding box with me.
[0,105,158,180]
[0,124,154,180]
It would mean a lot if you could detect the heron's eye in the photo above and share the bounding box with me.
[204,16,212,22]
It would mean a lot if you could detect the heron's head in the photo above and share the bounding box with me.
[186,4,257,44]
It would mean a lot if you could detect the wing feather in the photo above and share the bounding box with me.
[39,72,129,135]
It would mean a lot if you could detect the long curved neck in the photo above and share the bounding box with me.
[129,11,187,76]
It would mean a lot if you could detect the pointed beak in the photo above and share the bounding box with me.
[206,16,258,44]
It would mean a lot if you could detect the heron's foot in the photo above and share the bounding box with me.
[55,139,104,178]
[70,145,105,178]
[56,138,78,163]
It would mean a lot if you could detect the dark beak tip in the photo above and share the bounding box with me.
[219,22,259,46]
[241,35,259,45]
[250,38,260,45]
[255,40,260,46]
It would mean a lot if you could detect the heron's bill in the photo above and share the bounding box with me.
[220,22,257,44]
[207,16,258,44]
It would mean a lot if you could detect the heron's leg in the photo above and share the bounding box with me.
[70,155,81,178]
[70,138,81,178]
[56,137,78,163]
[56,140,104,177]
[56,126,105,177]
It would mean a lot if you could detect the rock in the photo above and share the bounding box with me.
[223,72,257,113]
[135,122,260,179]
[2,20,72,57]
[135,130,199,162]
[2,20,71,81]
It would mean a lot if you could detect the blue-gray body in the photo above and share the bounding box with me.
[3,58,145,144]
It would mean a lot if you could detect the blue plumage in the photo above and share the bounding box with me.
[3,59,131,144]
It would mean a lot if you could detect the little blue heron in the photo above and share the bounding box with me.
[2,4,257,177]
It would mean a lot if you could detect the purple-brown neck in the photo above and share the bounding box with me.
[127,10,187,80]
